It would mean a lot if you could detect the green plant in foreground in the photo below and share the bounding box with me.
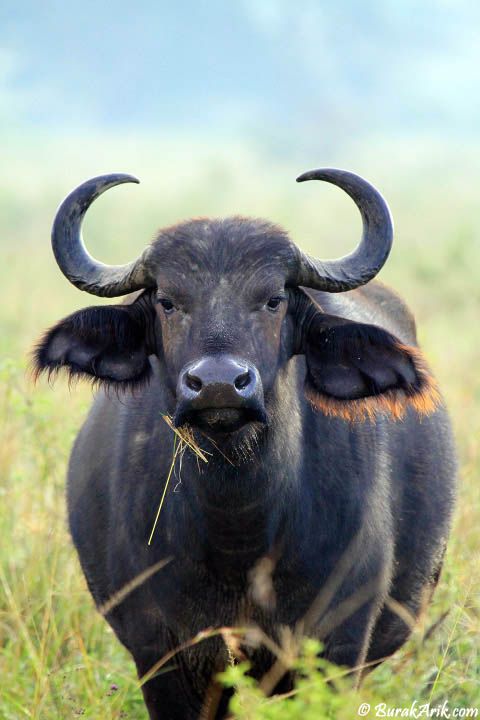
[218,639,360,720]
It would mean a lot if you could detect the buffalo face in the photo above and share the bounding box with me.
[147,218,296,433]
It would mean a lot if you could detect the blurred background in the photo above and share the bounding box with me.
[1,0,479,352]
[1,1,479,715]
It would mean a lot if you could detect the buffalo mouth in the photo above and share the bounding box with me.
[175,405,267,434]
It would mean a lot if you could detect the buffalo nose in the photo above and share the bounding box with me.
[178,356,259,405]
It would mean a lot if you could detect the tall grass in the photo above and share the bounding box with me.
[1,134,479,717]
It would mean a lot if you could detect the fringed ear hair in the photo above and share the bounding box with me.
[31,303,153,391]
[303,317,442,422]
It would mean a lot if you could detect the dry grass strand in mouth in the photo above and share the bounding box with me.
[147,415,211,545]
[162,414,210,463]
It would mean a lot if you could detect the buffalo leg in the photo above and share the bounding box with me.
[322,597,383,682]
[135,656,200,720]
[135,653,232,720]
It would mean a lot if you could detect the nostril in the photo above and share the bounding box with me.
[185,372,202,393]
[234,370,251,391]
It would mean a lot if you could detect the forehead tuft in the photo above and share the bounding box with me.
[146,216,297,277]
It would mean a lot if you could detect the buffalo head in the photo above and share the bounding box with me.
[34,170,438,437]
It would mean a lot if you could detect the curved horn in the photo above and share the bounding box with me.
[295,168,394,292]
[51,174,154,297]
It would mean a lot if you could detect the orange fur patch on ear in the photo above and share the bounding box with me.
[305,343,442,423]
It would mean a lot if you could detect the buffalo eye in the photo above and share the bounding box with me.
[266,296,283,312]
[157,297,175,314]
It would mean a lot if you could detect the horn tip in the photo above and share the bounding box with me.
[296,168,346,184]
[296,170,320,183]
[121,174,140,185]
[105,173,140,186]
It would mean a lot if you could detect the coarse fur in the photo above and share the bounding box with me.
[33,217,456,720]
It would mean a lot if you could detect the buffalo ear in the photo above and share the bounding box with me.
[303,313,440,421]
[32,295,155,388]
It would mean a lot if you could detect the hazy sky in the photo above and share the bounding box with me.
[1,0,478,144]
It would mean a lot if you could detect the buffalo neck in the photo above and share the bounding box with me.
[164,361,304,576]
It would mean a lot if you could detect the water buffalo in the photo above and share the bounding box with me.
[34,169,456,719]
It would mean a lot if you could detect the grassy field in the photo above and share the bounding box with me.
[1,135,479,718]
